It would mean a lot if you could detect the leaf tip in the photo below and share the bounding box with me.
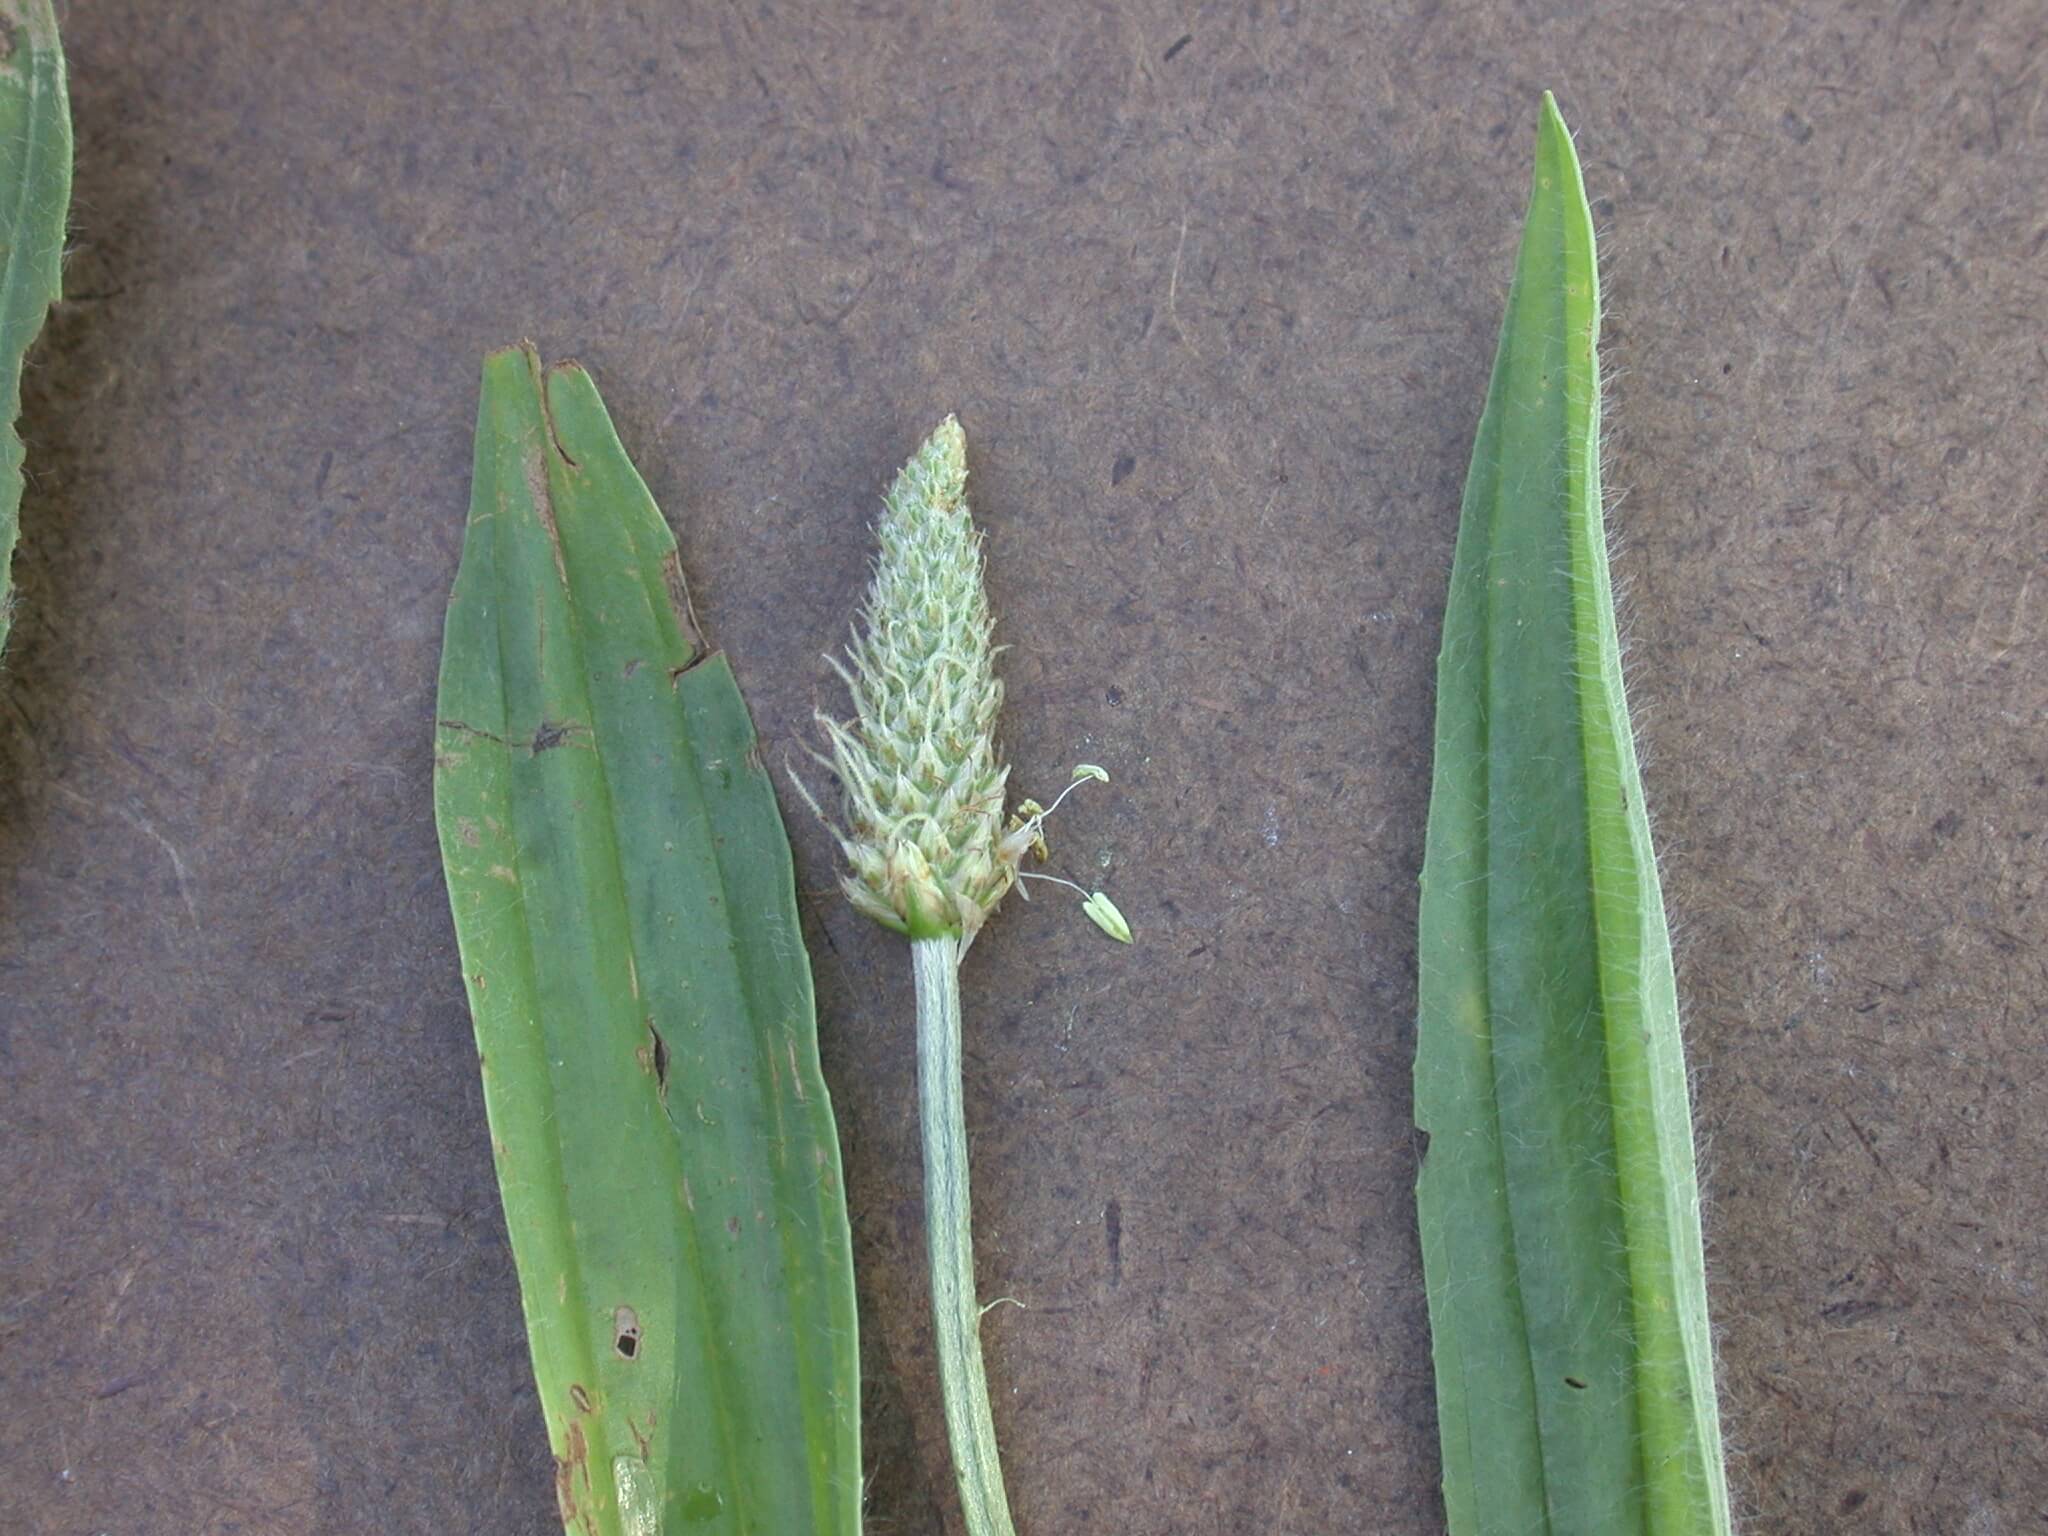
[481,340,543,394]
[1535,91,1576,163]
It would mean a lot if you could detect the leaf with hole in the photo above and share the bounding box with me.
[434,344,859,1536]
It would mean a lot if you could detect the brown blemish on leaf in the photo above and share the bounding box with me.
[613,1304,642,1360]
[442,716,586,762]
[569,1382,593,1414]
[786,1038,808,1103]
[531,719,589,754]
[554,1420,597,1536]
[436,716,514,747]
[539,361,586,470]
[661,550,705,659]
[645,1021,671,1102]
[525,443,569,588]
[637,1019,672,1106]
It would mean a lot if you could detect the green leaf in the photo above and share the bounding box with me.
[1413,95,1732,1536]
[434,345,860,1536]
[0,0,72,656]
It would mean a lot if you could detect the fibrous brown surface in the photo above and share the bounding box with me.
[1,3,2042,1532]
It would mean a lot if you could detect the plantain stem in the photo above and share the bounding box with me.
[912,934,1018,1536]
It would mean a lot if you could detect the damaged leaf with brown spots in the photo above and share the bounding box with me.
[434,344,859,1535]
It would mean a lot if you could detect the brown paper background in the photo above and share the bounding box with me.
[1,2,2042,1532]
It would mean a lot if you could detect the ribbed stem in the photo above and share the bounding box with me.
[912,935,1018,1536]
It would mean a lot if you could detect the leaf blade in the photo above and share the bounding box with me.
[1414,95,1732,1536]
[0,0,71,655]
[435,345,859,1536]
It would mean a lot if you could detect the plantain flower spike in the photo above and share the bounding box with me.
[811,417,1031,944]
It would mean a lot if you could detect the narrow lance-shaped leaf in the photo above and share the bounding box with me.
[1414,95,1732,1536]
[0,0,72,655]
[434,345,860,1536]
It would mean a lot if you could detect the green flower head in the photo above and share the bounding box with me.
[808,417,1025,941]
